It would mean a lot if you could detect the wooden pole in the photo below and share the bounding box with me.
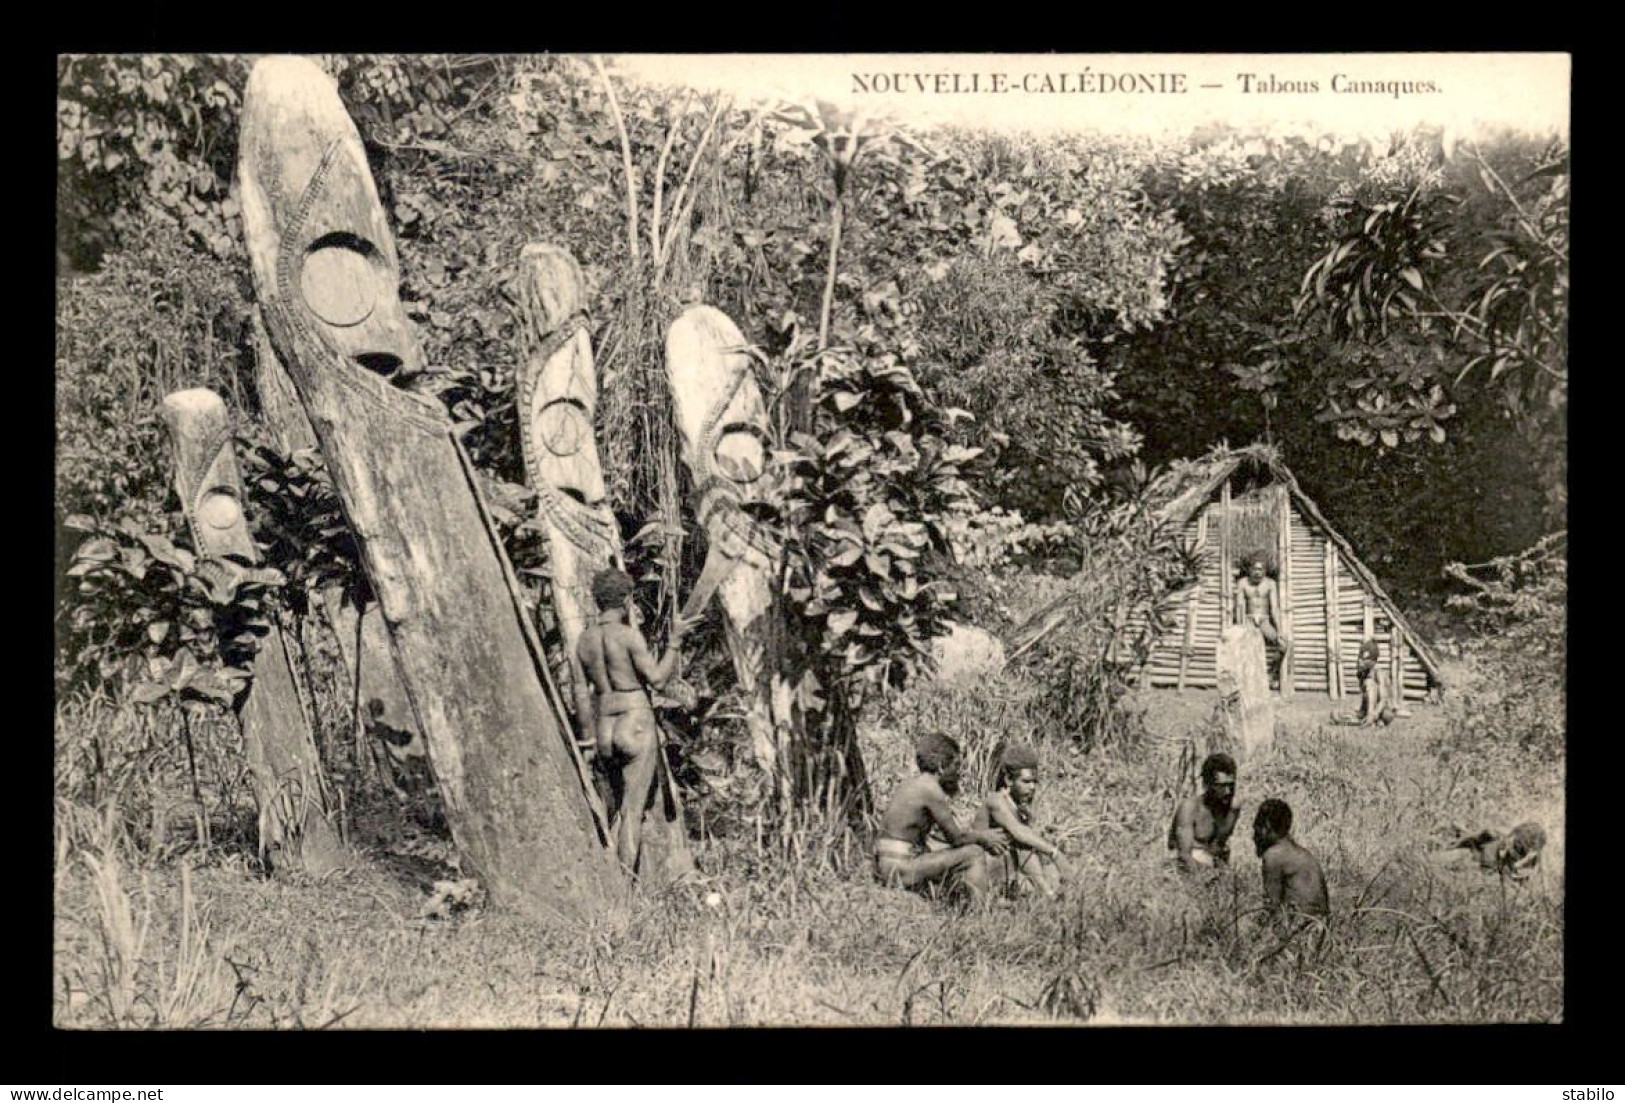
[1390,621,1404,712]
[516,242,693,886]
[665,304,782,789]
[161,388,346,876]
[1218,479,1233,628]
[1276,486,1294,699]
[1177,513,1205,690]
[1324,541,1342,699]
[238,56,622,920]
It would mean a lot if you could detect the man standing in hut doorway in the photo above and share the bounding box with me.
[1234,554,1284,689]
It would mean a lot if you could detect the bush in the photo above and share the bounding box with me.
[1436,533,1566,766]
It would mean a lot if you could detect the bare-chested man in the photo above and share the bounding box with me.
[875,733,1007,904]
[1253,798,1330,921]
[576,568,701,875]
[1234,555,1284,687]
[974,743,1076,898]
[1168,752,1240,872]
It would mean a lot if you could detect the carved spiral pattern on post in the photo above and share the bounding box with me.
[515,311,619,568]
[271,140,443,434]
[690,356,778,567]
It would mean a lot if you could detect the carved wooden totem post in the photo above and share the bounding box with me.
[516,244,694,885]
[161,388,347,875]
[664,304,783,784]
[237,56,621,920]
[254,309,426,784]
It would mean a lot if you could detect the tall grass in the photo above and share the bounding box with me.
[58,658,1558,1027]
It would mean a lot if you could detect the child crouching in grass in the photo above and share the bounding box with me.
[975,742,1077,899]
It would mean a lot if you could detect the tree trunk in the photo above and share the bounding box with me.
[516,242,693,885]
[237,56,622,921]
[160,388,346,875]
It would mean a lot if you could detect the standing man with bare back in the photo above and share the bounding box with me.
[577,568,701,875]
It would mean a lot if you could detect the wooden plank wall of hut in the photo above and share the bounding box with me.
[1287,503,1330,694]
[1132,485,1435,701]
[1145,511,1224,688]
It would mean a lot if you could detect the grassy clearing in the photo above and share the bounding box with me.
[53,651,1562,1028]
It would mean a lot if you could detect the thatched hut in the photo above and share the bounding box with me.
[1125,444,1444,701]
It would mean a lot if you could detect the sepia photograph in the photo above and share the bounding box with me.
[52,52,1568,1029]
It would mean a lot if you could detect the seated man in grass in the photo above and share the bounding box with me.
[875,733,1007,904]
[1253,798,1330,923]
[974,742,1077,898]
[1434,821,1547,881]
[1168,753,1240,873]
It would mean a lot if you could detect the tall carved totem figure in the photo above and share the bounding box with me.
[236,56,622,920]
[253,310,425,774]
[664,304,783,779]
[161,388,347,875]
[516,244,694,885]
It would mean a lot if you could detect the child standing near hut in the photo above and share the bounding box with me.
[1332,638,1412,726]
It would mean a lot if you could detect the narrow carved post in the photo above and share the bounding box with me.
[161,388,347,875]
[237,55,621,920]
[664,304,783,789]
[516,243,693,885]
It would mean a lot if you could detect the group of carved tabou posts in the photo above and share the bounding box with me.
[156,55,786,922]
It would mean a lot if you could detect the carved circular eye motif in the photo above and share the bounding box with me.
[713,424,766,484]
[537,399,590,458]
[301,233,381,328]
[199,491,241,531]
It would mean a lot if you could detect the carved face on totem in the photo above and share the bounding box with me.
[664,304,771,499]
[161,389,257,561]
[517,244,609,512]
[237,56,423,384]
[527,326,607,509]
[712,417,768,488]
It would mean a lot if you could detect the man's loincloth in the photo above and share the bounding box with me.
[874,836,926,878]
[599,688,654,717]
[875,837,923,860]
